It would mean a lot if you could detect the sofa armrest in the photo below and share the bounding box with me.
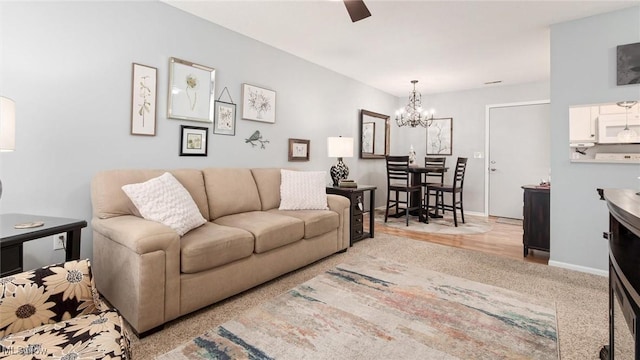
[92,215,179,254]
[92,215,181,334]
[327,194,350,250]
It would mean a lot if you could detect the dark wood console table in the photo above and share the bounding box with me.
[326,185,376,246]
[1,213,87,277]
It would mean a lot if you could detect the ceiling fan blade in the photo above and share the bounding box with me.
[343,0,371,23]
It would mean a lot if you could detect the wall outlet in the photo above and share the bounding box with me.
[53,233,66,250]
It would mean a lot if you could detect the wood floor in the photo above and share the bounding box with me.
[367,216,549,265]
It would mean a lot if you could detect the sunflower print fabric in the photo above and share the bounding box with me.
[0,260,130,359]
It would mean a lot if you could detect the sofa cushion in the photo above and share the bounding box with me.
[0,259,99,337]
[279,170,328,210]
[180,222,254,274]
[251,168,282,210]
[203,168,261,220]
[214,211,304,253]
[267,209,339,239]
[0,309,130,359]
[91,169,209,220]
[122,172,207,236]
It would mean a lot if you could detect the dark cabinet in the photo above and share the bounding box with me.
[522,185,550,256]
[326,186,376,246]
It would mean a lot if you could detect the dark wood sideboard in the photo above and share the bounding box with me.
[522,185,550,257]
[598,188,640,360]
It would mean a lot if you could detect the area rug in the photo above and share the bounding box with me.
[158,256,558,360]
[374,208,493,235]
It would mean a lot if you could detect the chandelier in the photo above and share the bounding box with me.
[395,80,435,128]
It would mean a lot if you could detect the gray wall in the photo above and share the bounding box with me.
[0,1,397,270]
[394,81,550,214]
[550,6,640,273]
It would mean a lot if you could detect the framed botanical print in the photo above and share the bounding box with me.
[213,100,236,135]
[180,125,208,156]
[130,63,157,136]
[361,122,375,154]
[168,57,215,123]
[288,138,310,161]
[426,118,453,155]
[242,83,276,123]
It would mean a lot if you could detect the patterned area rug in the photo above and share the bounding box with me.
[158,256,558,360]
[374,208,493,235]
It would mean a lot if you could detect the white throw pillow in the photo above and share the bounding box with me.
[279,170,328,210]
[121,172,206,236]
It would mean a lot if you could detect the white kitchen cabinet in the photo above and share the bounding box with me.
[600,102,639,115]
[569,106,598,143]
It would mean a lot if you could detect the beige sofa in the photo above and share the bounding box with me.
[90,168,350,335]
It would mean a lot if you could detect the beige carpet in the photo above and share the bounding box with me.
[374,208,493,235]
[131,233,607,360]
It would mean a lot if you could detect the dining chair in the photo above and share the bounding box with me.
[427,157,468,227]
[422,157,446,216]
[385,155,423,226]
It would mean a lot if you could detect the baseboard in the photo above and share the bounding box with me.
[548,260,608,277]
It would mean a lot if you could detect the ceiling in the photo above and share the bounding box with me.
[163,0,638,97]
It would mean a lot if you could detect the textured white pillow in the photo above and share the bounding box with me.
[279,170,328,210]
[121,172,206,236]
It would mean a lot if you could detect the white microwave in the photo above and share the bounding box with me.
[597,113,640,144]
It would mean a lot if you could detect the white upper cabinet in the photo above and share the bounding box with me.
[569,106,598,143]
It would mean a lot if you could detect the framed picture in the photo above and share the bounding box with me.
[130,63,157,136]
[288,138,310,161]
[426,118,453,155]
[213,100,236,135]
[180,125,208,156]
[168,57,215,123]
[361,122,375,154]
[242,83,276,123]
[617,42,640,85]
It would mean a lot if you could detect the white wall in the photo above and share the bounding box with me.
[0,1,397,270]
[550,6,640,272]
[393,81,550,214]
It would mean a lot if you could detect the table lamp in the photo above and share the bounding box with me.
[327,136,353,186]
[0,96,16,199]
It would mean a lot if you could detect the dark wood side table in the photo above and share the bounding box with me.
[521,185,550,257]
[1,213,87,277]
[326,185,376,246]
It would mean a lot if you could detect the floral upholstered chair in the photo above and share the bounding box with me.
[0,259,130,359]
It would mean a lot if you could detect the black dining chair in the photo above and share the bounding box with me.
[427,157,468,227]
[422,157,446,216]
[385,155,423,226]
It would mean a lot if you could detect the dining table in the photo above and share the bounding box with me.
[407,164,448,222]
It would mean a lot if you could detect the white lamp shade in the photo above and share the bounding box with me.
[327,137,353,158]
[0,96,15,152]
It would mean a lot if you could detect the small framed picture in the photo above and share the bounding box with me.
[130,63,157,136]
[180,125,208,156]
[168,57,215,123]
[426,118,453,155]
[288,138,310,161]
[242,83,276,123]
[213,100,236,135]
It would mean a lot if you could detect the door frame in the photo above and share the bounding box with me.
[484,99,550,216]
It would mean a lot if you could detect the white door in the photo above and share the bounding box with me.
[489,103,550,219]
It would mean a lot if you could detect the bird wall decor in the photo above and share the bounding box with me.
[245,130,270,149]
